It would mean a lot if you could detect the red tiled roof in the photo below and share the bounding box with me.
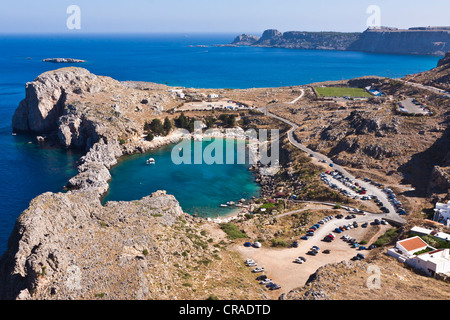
[398,237,428,252]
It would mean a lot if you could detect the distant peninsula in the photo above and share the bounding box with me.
[230,26,450,56]
[43,58,86,63]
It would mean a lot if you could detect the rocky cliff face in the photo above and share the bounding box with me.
[231,27,450,55]
[1,68,219,299]
[234,29,359,51]
[348,28,450,56]
[231,34,260,46]
[0,190,207,300]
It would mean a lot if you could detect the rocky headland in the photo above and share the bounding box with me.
[1,68,224,299]
[231,27,450,56]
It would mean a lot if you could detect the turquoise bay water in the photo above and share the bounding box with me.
[103,139,261,218]
[0,33,441,253]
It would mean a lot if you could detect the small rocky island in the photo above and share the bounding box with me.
[43,58,86,63]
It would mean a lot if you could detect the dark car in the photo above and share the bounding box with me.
[269,284,281,290]
[256,275,267,281]
[290,241,298,248]
[244,242,252,247]
[323,249,331,254]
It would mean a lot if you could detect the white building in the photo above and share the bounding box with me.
[388,236,450,278]
[410,226,450,242]
[434,201,450,226]
[409,249,450,277]
[208,93,219,99]
[395,236,429,256]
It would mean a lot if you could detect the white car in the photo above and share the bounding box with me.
[294,258,304,264]
[260,279,273,284]
[252,267,265,273]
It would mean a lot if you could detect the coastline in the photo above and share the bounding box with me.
[101,127,263,219]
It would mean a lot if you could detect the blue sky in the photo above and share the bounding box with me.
[0,0,449,34]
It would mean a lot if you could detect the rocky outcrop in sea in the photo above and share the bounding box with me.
[43,58,86,63]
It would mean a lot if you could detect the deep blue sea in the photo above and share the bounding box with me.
[0,33,441,253]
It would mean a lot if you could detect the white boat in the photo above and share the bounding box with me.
[220,204,228,207]
[146,158,155,165]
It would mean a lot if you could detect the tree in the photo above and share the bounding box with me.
[150,119,164,135]
[175,112,189,129]
[218,114,236,128]
[146,132,154,141]
[163,117,172,135]
[205,116,216,129]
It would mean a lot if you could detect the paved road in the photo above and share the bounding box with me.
[400,80,450,98]
[259,95,406,226]
[289,89,306,104]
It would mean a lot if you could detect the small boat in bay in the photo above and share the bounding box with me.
[146,158,155,165]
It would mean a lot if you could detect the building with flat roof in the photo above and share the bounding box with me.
[434,201,450,226]
[388,236,450,278]
[410,249,450,277]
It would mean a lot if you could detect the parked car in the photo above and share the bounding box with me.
[362,222,368,228]
[244,242,252,247]
[307,232,314,237]
[294,258,304,264]
[252,267,264,273]
[260,279,273,285]
[290,241,298,248]
[256,275,267,281]
[253,242,262,248]
[323,249,331,254]
[269,284,281,290]
[301,236,309,240]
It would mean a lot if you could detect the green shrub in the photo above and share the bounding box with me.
[219,223,247,240]
[270,239,288,247]
[373,228,398,246]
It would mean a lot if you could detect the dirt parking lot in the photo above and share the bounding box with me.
[233,217,391,298]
